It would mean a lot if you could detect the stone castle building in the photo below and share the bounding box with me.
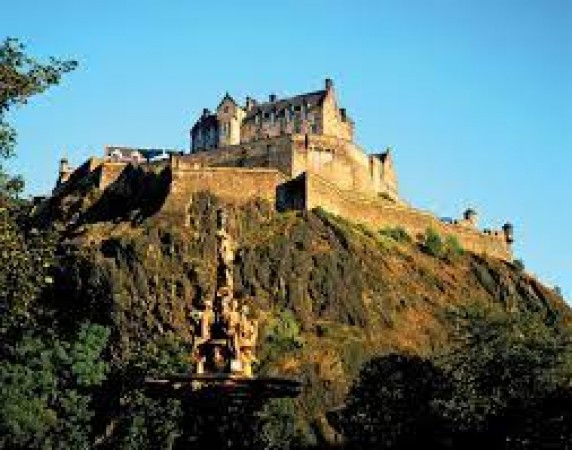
[53,79,514,261]
[188,79,398,202]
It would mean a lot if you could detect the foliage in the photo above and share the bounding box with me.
[0,37,76,195]
[341,303,572,449]
[421,229,464,260]
[513,258,525,272]
[443,234,464,260]
[110,334,189,449]
[422,227,444,257]
[255,398,304,450]
[379,226,411,243]
[339,354,452,449]
[0,323,110,449]
[259,309,304,371]
[0,205,56,334]
[436,303,572,444]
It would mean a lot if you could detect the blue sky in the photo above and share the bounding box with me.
[4,0,571,300]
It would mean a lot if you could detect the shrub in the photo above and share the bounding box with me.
[422,228,443,257]
[513,259,525,272]
[443,235,464,259]
[379,226,411,243]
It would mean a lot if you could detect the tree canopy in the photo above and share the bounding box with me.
[0,37,76,196]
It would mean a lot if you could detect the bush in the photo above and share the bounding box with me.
[379,226,411,243]
[422,228,443,257]
[443,235,464,260]
[513,259,525,272]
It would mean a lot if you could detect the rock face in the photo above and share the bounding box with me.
[37,186,569,443]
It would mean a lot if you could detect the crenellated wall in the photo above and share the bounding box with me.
[305,173,512,260]
[54,143,512,261]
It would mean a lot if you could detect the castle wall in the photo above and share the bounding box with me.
[305,173,512,261]
[290,134,398,200]
[321,88,353,141]
[177,134,399,202]
[174,136,295,176]
[160,167,288,223]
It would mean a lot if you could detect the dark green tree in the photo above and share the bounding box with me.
[436,303,572,448]
[0,37,76,197]
[339,354,453,449]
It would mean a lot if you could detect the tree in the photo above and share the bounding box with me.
[0,38,112,449]
[339,354,453,449]
[340,304,572,449]
[0,37,76,197]
[436,303,572,448]
[0,323,110,449]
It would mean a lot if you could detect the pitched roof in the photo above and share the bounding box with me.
[244,90,327,120]
[191,113,217,132]
[217,92,238,110]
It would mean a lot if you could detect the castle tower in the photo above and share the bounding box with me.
[216,93,245,147]
[463,208,478,227]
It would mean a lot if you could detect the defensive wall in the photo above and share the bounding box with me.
[54,153,512,261]
[160,166,288,223]
[177,133,398,201]
[304,173,512,260]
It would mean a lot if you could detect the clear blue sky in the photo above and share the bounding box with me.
[4,0,571,300]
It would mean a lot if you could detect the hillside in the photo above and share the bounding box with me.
[33,172,571,445]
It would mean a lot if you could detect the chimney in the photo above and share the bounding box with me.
[340,108,347,121]
[325,78,333,91]
[463,208,478,226]
[245,96,256,111]
[202,108,210,118]
[269,94,277,103]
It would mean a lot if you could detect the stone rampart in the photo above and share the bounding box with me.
[305,173,512,261]
[160,166,288,223]
[177,135,294,176]
[179,133,397,201]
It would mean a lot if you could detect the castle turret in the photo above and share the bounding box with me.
[502,222,514,245]
[58,157,72,185]
[463,208,478,227]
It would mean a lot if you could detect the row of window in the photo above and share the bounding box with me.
[254,109,315,125]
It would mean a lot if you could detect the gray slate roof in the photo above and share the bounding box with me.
[244,90,327,120]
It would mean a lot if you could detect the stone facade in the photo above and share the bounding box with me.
[191,79,354,152]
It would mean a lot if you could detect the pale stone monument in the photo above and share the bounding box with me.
[192,209,259,378]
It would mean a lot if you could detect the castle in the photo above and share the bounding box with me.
[54,79,514,260]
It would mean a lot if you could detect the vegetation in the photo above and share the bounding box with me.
[422,227,444,257]
[379,226,411,243]
[340,303,572,449]
[0,38,76,196]
[513,258,525,272]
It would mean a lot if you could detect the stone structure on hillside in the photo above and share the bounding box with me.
[189,78,398,202]
[192,209,258,378]
[52,78,515,261]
